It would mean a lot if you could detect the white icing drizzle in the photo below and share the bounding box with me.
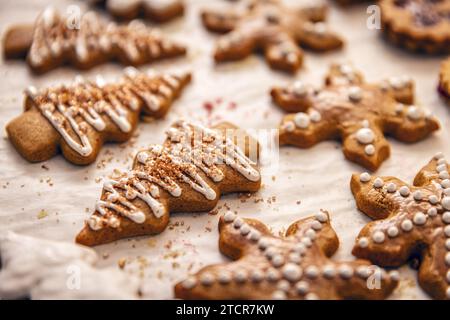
[87,121,260,230]
[27,69,184,156]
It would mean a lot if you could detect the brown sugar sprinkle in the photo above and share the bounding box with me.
[41,164,49,171]
[205,226,212,232]
[118,258,127,269]
[37,209,48,219]
[208,208,219,215]
[296,200,301,205]
[102,252,110,259]
[172,262,180,269]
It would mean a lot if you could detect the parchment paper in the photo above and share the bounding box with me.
[0,0,449,299]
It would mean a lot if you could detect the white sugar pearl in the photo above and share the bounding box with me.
[446,252,450,266]
[387,183,397,193]
[356,266,371,279]
[361,120,370,128]
[218,272,231,284]
[445,188,450,196]
[340,64,354,75]
[427,207,438,217]
[258,238,270,250]
[322,265,336,279]
[443,212,450,224]
[348,86,363,102]
[309,110,322,122]
[265,246,277,259]
[272,255,285,267]
[267,269,280,282]
[291,81,307,97]
[434,152,445,160]
[399,186,410,197]
[429,195,439,205]
[358,237,369,248]
[240,224,251,235]
[413,190,423,201]
[339,265,354,279]
[407,106,422,120]
[413,212,427,225]
[389,271,400,282]
[437,164,447,173]
[372,231,385,243]
[387,226,399,237]
[444,226,450,237]
[249,230,261,241]
[305,293,319,300]
[182,277,197,289]
[277,280,290,292]
[233,218,244,228]
[295,281,309,294]
[438,159,447,165]
[224,211,236,222]
[360,172,371,183]
[234,270,247,283]
[282,263,302,282]
[442,197,450,210]
[251,270,264,283]
[282,121,295,132]
[440,172,450,180]
[441,179,450,188]
[401,219,413,231]
[373,178,384,188]
[311,221,322,231]
[289,252,302,264]
[365,144,375,156]
[305,266,319,279]
[315,212,328,222]
[294,112,310,129]
[293,243,307,255]
[272,290,287,300]
[305,229,316,240]
[356,128,375,144]
[200,273,215,286]
[446,239,450,250]
[301,237,313,247]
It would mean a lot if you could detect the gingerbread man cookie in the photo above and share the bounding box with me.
[201,0,343,73]
[272,63,440,171]
[76,121,261,246]
[6,67,191,165]
[351,153,450,299]
[380,0,450,54]
[3,7,186,74]
[439,57,450,104]
[88,0,184,22]
[175,211,398,300]
[0,232,140,299]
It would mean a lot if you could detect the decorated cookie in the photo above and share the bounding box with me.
[439,57,450,104]
[3,7,186,74]
[201,0,343,73]
[6,68,191,165]
[272,63,440,171]
[76,121,262,246]
[351,153,450,299]
[88,0,184,22]
[380,0,450,54]
[0,232,140,299]
[175,211,398,300]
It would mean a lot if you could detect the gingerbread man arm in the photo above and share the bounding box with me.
[3,24,34,59]
[76,122,261,246]
[201,7,243,33]
[6,70,191,165]
[325,63,365,86]
[295,23,344,52]
[176,211,398,300]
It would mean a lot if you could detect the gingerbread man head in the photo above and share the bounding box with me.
[201,0,343,73]
[175,211,398,300]
[351,152,450,299]
[272,63,440,171]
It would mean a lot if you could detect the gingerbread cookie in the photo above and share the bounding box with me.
[0,232,140,299]
[439,57,450,104]
[380,0,450,54]
[6,67,191,165]
[175,211,398,300]
[201,0,343,73]
[272,63,440,171]
[88,0,184,22]
[3,7,186,74]
[351,153,450,299]
[76,121,261,246]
